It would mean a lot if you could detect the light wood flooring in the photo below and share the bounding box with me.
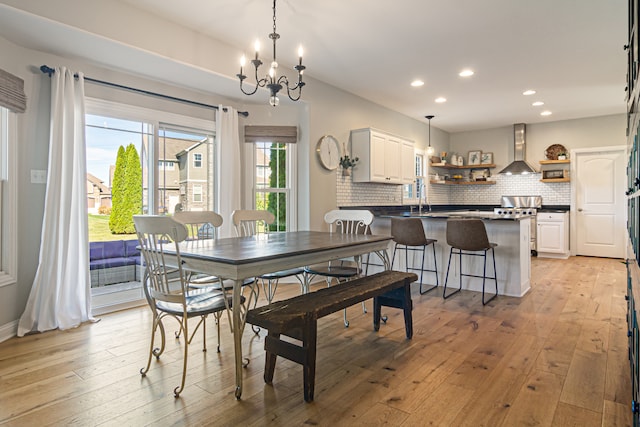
[0,256,632,426]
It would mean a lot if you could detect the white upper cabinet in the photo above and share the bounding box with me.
[351,128,414,184]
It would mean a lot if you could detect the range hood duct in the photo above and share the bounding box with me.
[498,123,537,175]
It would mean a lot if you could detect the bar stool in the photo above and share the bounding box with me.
[443,218,498,305]
[390,217,439,294]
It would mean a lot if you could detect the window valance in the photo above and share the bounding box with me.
[0,68,26,113]
[244,125,297,144]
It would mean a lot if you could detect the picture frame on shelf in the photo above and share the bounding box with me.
[468,150,481,165]
[481,152,493,164]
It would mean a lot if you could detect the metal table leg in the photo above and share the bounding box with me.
[233,278,244,399]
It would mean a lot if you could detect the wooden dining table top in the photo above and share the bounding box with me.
[171,230,393,265]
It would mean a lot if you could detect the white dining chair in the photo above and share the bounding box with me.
[133,215,242,397]
[231,210,305,305]
[304,209,374,327]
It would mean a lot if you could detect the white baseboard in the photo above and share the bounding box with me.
[0,320,18,343]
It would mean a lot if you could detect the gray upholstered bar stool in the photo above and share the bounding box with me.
[443,218,498,305]
[390,217,439,294]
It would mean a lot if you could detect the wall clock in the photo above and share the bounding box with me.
[316,135,341,170]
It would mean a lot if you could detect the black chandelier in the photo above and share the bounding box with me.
[237,0,306,106]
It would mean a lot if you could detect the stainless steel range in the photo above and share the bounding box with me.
[494,195,542,253]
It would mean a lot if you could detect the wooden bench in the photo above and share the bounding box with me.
[246,270,418,402]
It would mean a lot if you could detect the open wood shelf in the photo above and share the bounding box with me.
[430,163,496,169]
[540,177,570,183]
[539,159,570,165]
[430,180,496,185]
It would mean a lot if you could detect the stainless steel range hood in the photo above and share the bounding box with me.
[498,123,537,175]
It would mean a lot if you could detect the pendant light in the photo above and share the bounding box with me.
[425,115,435,155]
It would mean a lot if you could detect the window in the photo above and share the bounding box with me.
[0,106,16,287]
[193,153,202,168]
[252,141,297,232]
[403,150,425,204]
[159,160,174,170]
[193,184,203,202]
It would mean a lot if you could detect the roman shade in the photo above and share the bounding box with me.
[0,68,27,113]
[244,125,297,144]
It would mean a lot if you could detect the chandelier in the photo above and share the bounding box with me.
[237,0,306,106]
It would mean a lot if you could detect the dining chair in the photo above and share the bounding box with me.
[173,210,224,288]
[173,210,255,290]
[231,210,305,305]
[133,215,241,397]
[304,209,374,327]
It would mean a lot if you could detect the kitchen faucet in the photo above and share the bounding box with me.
[417,176,430,214]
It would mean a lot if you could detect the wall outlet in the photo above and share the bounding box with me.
[30,169,47,184]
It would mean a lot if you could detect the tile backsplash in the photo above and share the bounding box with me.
[336,173,404,206]
[337,172,570,207]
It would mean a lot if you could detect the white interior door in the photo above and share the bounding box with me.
[573,147,626,258]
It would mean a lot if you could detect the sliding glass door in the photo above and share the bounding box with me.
[85,100,216,313]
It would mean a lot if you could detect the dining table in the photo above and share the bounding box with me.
[164,230,393,399]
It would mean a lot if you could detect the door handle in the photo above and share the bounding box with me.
[578,208,583,212]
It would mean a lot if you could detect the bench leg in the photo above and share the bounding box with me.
[373,284,414,339]
[303,318,317,402]
[264,331,279,384]
[402,283,413,339]
[373,297,382,332]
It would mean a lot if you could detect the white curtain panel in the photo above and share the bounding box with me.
[18,67,93,336]
[216,106,241,238]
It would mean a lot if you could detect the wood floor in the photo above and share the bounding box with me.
[0,256,632,426]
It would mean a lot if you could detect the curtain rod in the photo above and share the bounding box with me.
[39,65,249,117]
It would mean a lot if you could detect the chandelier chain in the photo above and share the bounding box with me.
[273,0,277,35]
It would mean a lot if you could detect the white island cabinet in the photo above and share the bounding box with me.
[371,212,532,298]
[350,128,414,184]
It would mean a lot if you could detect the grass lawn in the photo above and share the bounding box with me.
[88,214,136,242]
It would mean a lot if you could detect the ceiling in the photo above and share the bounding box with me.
[0,0,628,133]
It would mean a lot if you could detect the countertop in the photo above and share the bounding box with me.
[340,205,569,217]
[381,210,533,221]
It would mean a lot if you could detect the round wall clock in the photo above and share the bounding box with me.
[316,135,341,170]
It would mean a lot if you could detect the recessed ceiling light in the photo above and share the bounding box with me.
[435,97,447,103]
[540,110,552,116]
[411,80,424,87]
[532,101,544,106]
[459,69,474,77]
[523,90,536,96]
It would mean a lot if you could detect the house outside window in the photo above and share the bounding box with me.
[159,160,174,170]
[193,153,202,168]
[193,184,203,202]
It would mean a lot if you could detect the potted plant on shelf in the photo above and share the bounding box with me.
[557,152,568,160]
[339,155,359,176]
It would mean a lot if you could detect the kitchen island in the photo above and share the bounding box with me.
[371,211,532,298]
